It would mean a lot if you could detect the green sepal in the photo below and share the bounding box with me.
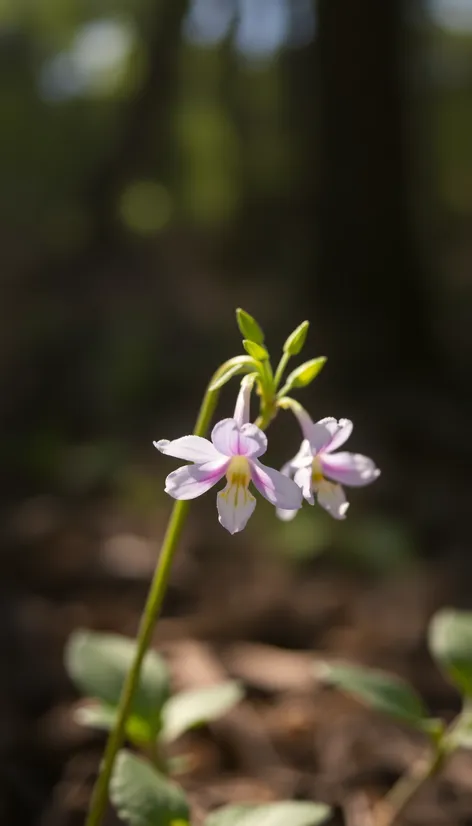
[235,308,265,344]
[283,320,309,356]
[242,340,269,361]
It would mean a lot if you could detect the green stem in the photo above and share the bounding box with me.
[85,371,222,826]
[254,404,276,430]
[274,351,290,390]
[374,746,443,826]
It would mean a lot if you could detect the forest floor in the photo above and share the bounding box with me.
[1,493,472,826]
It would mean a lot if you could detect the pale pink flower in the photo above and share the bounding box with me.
[154,379,302,534]
[277,407,380,521]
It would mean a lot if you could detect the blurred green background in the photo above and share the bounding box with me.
[0,0,472,564]
[1,0,471,561]
[0,0,472,822]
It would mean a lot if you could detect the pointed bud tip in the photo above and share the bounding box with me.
[283,320,310,355]
[235,308,265,345]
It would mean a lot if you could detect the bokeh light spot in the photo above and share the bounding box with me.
[119,181,172,235]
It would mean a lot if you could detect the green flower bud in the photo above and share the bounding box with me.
[278,357,326,395]
[283,320,309,356]
[236,308,265,344]
[242,339,269,361]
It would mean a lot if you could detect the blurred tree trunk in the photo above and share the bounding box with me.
[308,0,432,389]
[2,0,189,460]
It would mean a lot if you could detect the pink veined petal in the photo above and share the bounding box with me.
[250,459,303,511]
[320,451,380,487]
[238,423,267,457]
[164,459,229,500]
[211,418,240,456]
[217,483,256,534]
[154,435,222,463]
[294,466,315,504]
[322,418,353,453]
[315,480,349,520]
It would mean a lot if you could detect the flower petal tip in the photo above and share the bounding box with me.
[154,439,170,453]
[276,507,299,522]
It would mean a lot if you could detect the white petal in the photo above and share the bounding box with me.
[211,418,239,456]
[290,404,317,441]
[287,439,314,470]
[280,459,295,478]
[239,423,267,457]
[165,459,228,500]
[294,466,315,504]
[315,480,349,520]
[322,418,353,453]
[155,436,222,463]
[321,451,380,487]
[250,460,303,510]
[233,376,253,427]
[217,483,256,534]
[276,507,299,522]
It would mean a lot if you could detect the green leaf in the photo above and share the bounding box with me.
[283,321,309,356]
[111,751,189,826]
[208,357,259,391]
[74,702,155,745]
[205,801,332,826]
[236,309,265,345]
[429,609,472,695]
[278,358,326,395]
[65,630,170,739]
[317,662,428,726]
[162,681,244,743]
[242,340,269,361]
[447,706,472,750]
[74,702,118,731]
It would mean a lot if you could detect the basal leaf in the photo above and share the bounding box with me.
[162,681,244,743]
[65,630,169,738]
[111,751,189,826]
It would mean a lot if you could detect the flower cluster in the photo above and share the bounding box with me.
[154,310,380,534]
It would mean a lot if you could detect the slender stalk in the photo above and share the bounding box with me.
[85,372,223,826]
[274,351,290,390]
[374,747,443,826]
[254,405,276,430]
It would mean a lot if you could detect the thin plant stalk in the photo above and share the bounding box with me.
[374,746,443,826]
[85,364,232,826]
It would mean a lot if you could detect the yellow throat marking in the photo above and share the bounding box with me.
[311,456,325,484]
[223,456,251,507]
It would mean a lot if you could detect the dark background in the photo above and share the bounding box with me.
[0,1,471,824]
